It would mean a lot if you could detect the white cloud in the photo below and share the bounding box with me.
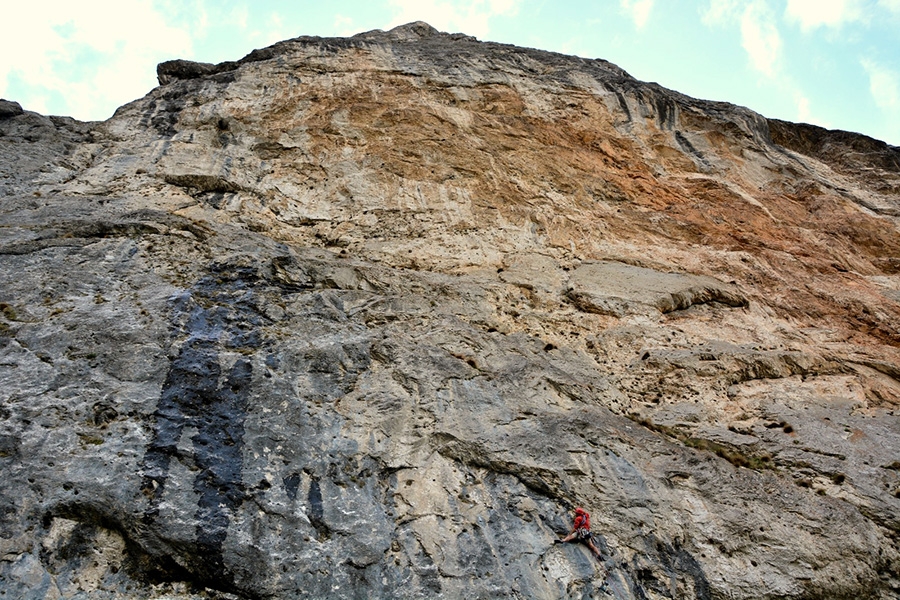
[334,15,358,37]
[621,0,655,29]
[792,91,832,127]
[0,0,194,120]
[784,0,864,31]
[701,0,828,127]
[794,93,812,121]
[702,0,784,78]
[861,59,900,144]
[740,1,782,78]
[701,0,742,26]
[862,59,900,109]
[878,0,900,14]
[387,0,521,39]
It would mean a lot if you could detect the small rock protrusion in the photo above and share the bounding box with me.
[156,59,217,85]
[388,21,440,40]
[0,99,24,119]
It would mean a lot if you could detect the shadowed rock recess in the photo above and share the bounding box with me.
[2,21,900,600]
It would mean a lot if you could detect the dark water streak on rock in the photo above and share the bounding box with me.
[139,272,262,587]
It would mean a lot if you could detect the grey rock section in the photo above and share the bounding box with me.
[0,108,94,198]
[0,197,896,600]
[768,119,900,213]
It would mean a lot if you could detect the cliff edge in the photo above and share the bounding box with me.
[1,22,899,599]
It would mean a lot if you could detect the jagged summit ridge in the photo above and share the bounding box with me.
[355,20,443,40]
[1,21,899,600]
[158,21,633,87]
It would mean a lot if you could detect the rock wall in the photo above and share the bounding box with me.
[1,22,899,599]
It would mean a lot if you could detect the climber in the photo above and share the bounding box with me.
[556,507,603,560]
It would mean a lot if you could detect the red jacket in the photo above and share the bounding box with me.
[574,509,590,531]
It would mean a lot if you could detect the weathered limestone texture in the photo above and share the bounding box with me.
[1,21,899,600]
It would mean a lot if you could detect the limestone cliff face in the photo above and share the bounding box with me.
[1,21,899,600]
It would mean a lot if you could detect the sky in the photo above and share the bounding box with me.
[1,0,899,146]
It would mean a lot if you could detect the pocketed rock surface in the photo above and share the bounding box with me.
[1,22,899,600]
